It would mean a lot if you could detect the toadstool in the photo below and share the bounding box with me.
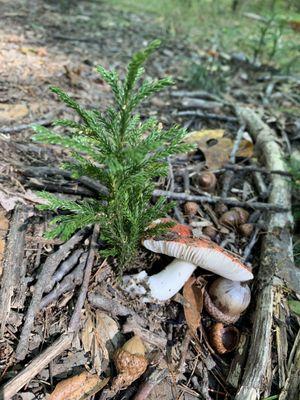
[122,220,253,302]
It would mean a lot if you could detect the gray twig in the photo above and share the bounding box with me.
[153,189,288,212]
[15,230,85,360]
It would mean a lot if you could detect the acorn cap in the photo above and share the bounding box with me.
[143,220,253,282]
[204,290,240,324]
[210,323,240,354]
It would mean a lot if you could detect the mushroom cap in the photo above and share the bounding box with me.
[143,235,253,282]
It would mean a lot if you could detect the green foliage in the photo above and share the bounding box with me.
[32,40,192,271]
[186,59,227,94]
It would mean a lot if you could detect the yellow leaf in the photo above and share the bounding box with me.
[185,129,253,169]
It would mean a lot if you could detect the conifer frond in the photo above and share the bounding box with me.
[32,40,194,271]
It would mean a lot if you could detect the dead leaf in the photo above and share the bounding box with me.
[81,310,123,375]
[183,277,204,335]
[185,129,253,169]
[48,371,109,400]
[0,103,28,123]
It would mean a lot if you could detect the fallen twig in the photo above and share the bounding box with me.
[88,291,148,327]
[15,230,85,360]
[221,125,245,198]
[0,204,28,337]
[1,225,99,398]
[153,189,288,212]
[234,107,294,400]
[0,118,53,134]
[222,164,292,177]
[41,252,88,308]
[133,368,169,400]
[177,110,238,123]
[69,224,99,331]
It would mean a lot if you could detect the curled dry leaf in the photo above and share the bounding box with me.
[185,129,253,169]
[48,371,109,400]
[81,310,123,375]
[0,103,29,123]
[183,277,204,335]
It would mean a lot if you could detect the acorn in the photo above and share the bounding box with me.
[219,207,249,227]
[183,201,199,217]
[210,323,240,354]
[198,172,217,192]
[215,203,228,216]
[202,226,218,240]
[113,336,148,389]
[238,223,254,237]
[204,278,251,324]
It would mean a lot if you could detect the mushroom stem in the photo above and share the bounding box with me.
[122,259,196,302]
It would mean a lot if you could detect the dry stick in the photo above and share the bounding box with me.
[0,118,52,134]
[1,334,73,400]
[153,189,288,212]
[177,110,238,123]
[171,90,222,102]
[278,329,300,400]
[88,291,148,327]
[0,204,28,338]
[15,230,85,361]
[133,368,169,400]
[1,225,99,398]
[43,248,84,293]
[40,252,88,308]
[234,107,294,400]
[68,224,99,331]
[221,125,245,198]
[222,164,292,177]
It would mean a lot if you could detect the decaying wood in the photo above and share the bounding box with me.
[68,224,99,331]
[44,248,84,293]
[278,329,300,400]
[0,204,28,337]
[88,291,148,327]
[122,317,167,349]
[221,125,245,198]
[0,118,52,134]
[226,334,249,388]
[15,230,85,360]
[153,189,288,212]
[40,252,88,308]
[235,107,294,400]
[2,225,99,398]
[181,97,223,111]
[133,368,169,400]
[1,333,73,399]
[177,110,238,123]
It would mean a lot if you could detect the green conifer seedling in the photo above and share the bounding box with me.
[32,40,193,271]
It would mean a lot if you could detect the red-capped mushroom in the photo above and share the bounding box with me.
[122,220,253,302]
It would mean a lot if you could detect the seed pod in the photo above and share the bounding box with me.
[204,278,251,324]
[210,323,240,354]
[215,203,228,216]
[232,207,249,225]
[198,172,217,192]
[183,201,199,217]
[219,207,249,227]
[113,336,148,389]
[239,223,254,237]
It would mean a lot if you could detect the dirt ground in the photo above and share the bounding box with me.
[0,1,299,399]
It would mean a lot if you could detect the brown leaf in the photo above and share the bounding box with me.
[183,277,204,335]
[48,371,109,400]
[185,129,253,169]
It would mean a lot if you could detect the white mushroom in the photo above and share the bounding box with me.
[122,220,253,302]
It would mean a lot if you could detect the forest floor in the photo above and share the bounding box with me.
[0,1,299,399]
